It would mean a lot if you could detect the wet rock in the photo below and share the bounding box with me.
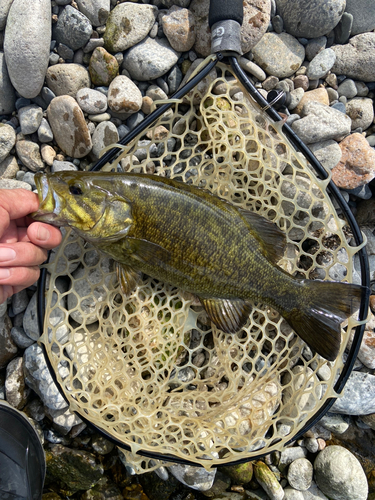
[253,461,284,500]
[5,356,29,409]
[169,463,216,491]
[81,478,123,500]
[252,32,305,78]
[287,458,313,491]
[314,445,368,500]
[47,95,92,158]
[0,52,16,114]
[332,372,375,415]
[308,140,342,170]
[45,444,104,495]
[0,123,16,163]
[15,139,44,171]
[332,33,375,82]
[320,413,349,434]
[107,75,142,114]
[91,435,115,455]
[161,6,196,52]
[275,0,346,38]
[103,3,157,53]
[4,0,51,98]
[53,5,93,51]
[89,47,119,87]
[138,470,180,500]
[221,462,253,484]
[76,0,110,27]
[331,133,375,189]
[46,64,91,98]
[345,97,374,131]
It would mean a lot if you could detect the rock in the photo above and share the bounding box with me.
[331,33,375,82]
[190,0,270,57]
[275,0,346,38]
[45,444,103,495]
[314,445,368,500]
[91,435,115,455]
[345,0,375,35]
[15,139,44,171]
[0,53,16,114]
[4,0,50,98]
[103,3,157,53]
[0,156,18,179]
[332,372,375,415]
[91,121,119,158]
[345,98,374,131]
[320,413,349,434]
[337,79,357,99]
[305,36,327,61]
[122,37,180,81]
[76,88,107,114]
[287,458,313,491]
[0,123,16,163]
[221,462,253,484]
[107,75,142,115]
[308,140,342,170]
[51,160,78,172]
[53,5,93,51]
[161,6,196,52]
[180,58,217,105]
[10,326,34,349]
[46,64,91,98]
[47,95,92,158]
[23,344,68,410]
[355,329,375,369]
[45,406,83,435]
[0,312,17,369]
[253,461,284,500]
[334,12,353,45]
[5,356,29,409]
[167,64,182,94]
[306,49,336,80]
[40,144,56,166]
[293,74,309,91]
[76,0,110,27]
[284,488,304,500]
[294,88,329,115]
[81,479,122,500]
[38,118,54,143]
[331,133,375,189]
[18,105,43,135]
[252,32,305,78]
[239,57,267,81]
[168,464,216,491]
[89,47,119,87]
[301,481,329,500]
[138,470,180,500]
[0,178,31,190]
[292,102,351,144]
[0,0,13,29]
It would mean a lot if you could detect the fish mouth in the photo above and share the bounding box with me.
[32,174,61,225]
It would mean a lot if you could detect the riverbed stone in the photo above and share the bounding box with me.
[331,133,375,189]
[0,52,16,115]
[76,88,107,114]
[309,140,342,170]
[5,356,29,409]
[76,0,110,27]
[103,2,157,53]
[161,6,196,53]
[332,372,375,415]
[345,0,375,35]
[18,105,43,135]
[15,139,44,171]
[287,458,313,491]
[345,97,374,131]
[107,75,142,114]
[0,156,18,178]
[47,96,92,158]
[0,313,17,369]
[331,33,375,83]
[306,48,336,80]
[53,5,93,51]
[0,123,16,163]
[4,0,51,98]
[91,121,119,158]
[0,0,13,29]
[46,64,91,98]
[252,32,305,78]
[294,88,329,115]
[89,47,119,87]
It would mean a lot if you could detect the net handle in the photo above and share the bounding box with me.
[208,0,244,27]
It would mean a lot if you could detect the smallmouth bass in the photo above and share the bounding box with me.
[33,171,367,361]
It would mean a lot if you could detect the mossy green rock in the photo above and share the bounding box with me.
[89,47,119,87]
[45,444,104,495]
[253,461,284,500]
[221,462,253,484]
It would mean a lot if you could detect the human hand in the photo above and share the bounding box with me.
[0,189,62,304]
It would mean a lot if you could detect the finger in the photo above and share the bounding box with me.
[0,190,40,235]
[0,242,48,267]
[0,285,13,305]
[27,222,62,250]
[0,266,40,289]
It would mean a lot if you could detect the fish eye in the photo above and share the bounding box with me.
[69,184,84,196]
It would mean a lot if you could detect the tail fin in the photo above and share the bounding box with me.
[283,280,368,361]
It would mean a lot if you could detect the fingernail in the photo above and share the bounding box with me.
[0,268,10,279]
[0,248,16,262]
[37,225,50,241]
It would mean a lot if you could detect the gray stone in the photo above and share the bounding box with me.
[346,97,374,131]
[345,0,375,35]
[287,458,313,491]
[15,139,44,171]
[238,57,266,81]
[53,5,93,51]
[23,344,68,410]
[122,37,180,81]
[337,79,357,99]
[306,49,336,80]
[301,482,329,500]
[76,0,110,27]
[46,406,82,435]
[275,0,346,38]
[292,102,351,144]
[4,0,51,98]
[22,172,36,189]
[308,140,342,170]
[83,38,104,54]
[288,88,305,111]
[334,12,353,45]
[126,111,144,131]
[104,3,157,53]
[0,53,16,115]
[18,105,43,135]
[252,32,305,78]
[305,37,327,61]
[118,124,130,141]
[0,0,13,29]
[37,118,53,143]
[0,313,17,369]
[284,487,304,500]
[279,447,308,472]
[46,64,91,98]
[331,102,346,113]
[5,356,29,409]
[87,112,111,122]
[51,160,78,173]
[320,413,349,434]
[0,179,31,190]
[169,463,216,491]
[331,372,375,415]
[332,33,375,82]
[107,75,142,114]
[91,121,119,158]
[91,435,115,455]
[10,326,34,349]
[314,446,368,500]
[0,123,16,163]
[76,87,107,114]
[0,156,18,179]
[57,43,74,61]
[354,81,369,97]
[167,65,182,94]
[47,95,92,158]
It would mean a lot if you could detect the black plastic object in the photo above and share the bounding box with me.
[208,0,243,27]
[0,401,45,500]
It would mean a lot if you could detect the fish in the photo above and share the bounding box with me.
[32,171,368,361]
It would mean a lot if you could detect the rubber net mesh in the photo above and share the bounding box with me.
[40,63,363,469]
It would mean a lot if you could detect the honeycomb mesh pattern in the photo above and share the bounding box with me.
[41,63,362,469]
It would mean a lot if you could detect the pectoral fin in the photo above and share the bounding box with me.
[200,297,252,333]
[116,263,142,296]
[125,237,171,265]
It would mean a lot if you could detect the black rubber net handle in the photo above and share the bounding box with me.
[209,0,244,27]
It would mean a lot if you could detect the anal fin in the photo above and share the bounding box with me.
[200,297,252,333]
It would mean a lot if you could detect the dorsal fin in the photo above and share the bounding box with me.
[238,208,286,264]
[200,297,252,333]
